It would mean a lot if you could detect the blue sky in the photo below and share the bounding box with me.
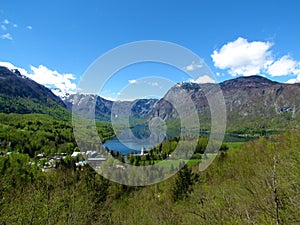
[1,0,300,100]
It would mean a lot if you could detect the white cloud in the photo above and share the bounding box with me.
[28,65,76,96]
[285,73,300,84]
[190,75,216,84]
[285,77,299,84]
[184,61,203,71]
[267,55,300,76]
[212,37,300,79]
[26,25,33,30]
[128,79,137,84]
[1,33,12,40]
[0,62,77,97]
[130,80,161,87]
[102,96,116,101]
[0,62,29,76]
[211,37,273,76]
[0,19,18,36]
[149,81,159,86]
[99,89,118,101]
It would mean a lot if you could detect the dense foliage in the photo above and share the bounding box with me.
[106,131,300,225]
[125,136,228,167]
[0,129,299,224]
[0,113,114,157]
[0,154,111,225]
[0,94,70,121]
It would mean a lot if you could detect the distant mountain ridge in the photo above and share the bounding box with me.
[65,93,158,121]
[1,64,300,130]
[65,75,300,130]
[154,75,300,116]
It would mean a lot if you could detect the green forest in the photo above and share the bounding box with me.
[0,111,299,224]
[0,113,114,157]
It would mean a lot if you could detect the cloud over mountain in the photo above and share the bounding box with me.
[0,62,77,97]
[211,37,300,82]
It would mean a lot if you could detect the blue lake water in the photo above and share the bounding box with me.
[103,125,168,155]
[103,138,152,155]
[102,125,251,155]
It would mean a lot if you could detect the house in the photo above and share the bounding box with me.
[86,151,98,158]
[71,151,84,158]
[37,153,45,158]
[87,157,106,167]
[75,160,87,167]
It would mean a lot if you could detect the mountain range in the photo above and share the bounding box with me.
[1,65,300,131]
[65,75,300,130]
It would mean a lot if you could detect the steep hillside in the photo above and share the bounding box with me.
[0,66,69,119]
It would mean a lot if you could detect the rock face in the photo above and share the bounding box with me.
[65,94,113,120]
[65,75,300,124]
[221,76,300,117]
[149,76,300,122]
[64,94,158,121]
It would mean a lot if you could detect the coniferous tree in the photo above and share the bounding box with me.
[171,165,194,202]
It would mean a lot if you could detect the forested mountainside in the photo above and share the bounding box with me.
[0,66,69,120]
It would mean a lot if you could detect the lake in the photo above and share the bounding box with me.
[103,125,160,155]
[103,138,152,155]
[103,125,252,155]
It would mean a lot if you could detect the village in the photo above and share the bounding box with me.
[0,146,149,172]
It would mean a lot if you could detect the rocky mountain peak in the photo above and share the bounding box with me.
[220,75,278,89]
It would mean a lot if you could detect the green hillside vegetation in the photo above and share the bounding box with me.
[125,136,228,167]
[0,94,71,121]
[0,130,299,224]
[164,111,300,140]
[0,113,114,157]
[107,131,300,225]
[0,66,70,121]
[226,112,300,135]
